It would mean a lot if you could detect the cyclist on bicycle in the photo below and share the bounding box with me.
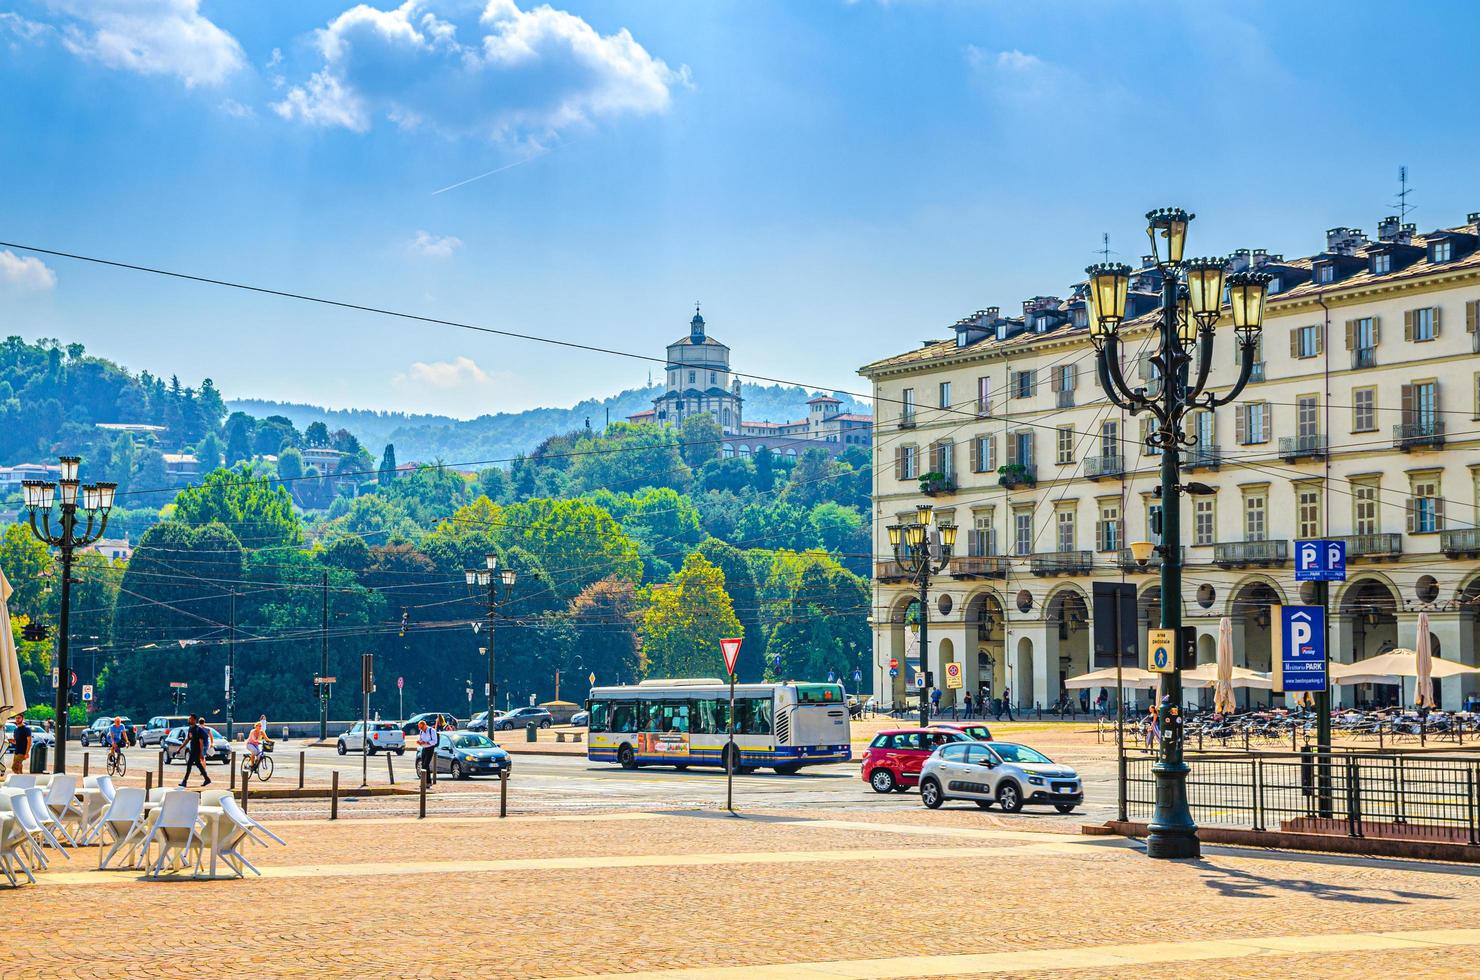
[246,720,266,772]
[107,716,127,762]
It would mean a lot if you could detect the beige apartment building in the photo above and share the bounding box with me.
[860,213,1480,712]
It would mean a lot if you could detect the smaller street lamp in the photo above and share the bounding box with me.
[886,504,956,727]
[467,554,517,731]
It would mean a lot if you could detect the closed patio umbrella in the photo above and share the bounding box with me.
[1213,615,1237,713]
[0,567,26,716]
[1414,611,1434,708]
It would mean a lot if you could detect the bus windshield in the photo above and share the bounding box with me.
[793,684,845,704]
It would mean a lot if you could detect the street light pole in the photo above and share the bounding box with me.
[21,458,117,774]
[1086,208,1269,860]
[886,505,957,728]
[467,555,516,731]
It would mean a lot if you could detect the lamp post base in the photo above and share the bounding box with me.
[1145,759,1200,859]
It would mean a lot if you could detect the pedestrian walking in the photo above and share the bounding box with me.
[963,692,973,719]
[1096,689,1108,718]
[1000,687,1014,722]
[930,687,941,714]
[416,720,438,786]
[178,714,212,788]
[1143,704,1159,750]
[9,713,31,774]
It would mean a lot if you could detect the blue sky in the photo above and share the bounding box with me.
[1,0,1477,417]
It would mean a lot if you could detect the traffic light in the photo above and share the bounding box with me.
[22,621,48,643]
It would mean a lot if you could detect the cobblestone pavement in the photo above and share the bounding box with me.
[7,805,1478,979]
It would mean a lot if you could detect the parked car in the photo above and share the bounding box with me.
[3,721,55,754]
[337,721,406,755]
[138,715,191,747]
[80,716,137,747]
[860,728,973,793]
[569,710,589,727]
[430,731,512,780]
[918,741,1083,814]
[494,706,553,731]
[400,712,460,736]
[161,725,232,765]
[467,710,504,733]
[930,721,993,741]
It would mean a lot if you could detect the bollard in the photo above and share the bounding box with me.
[157,750,165,786]
[387,751,395,785]
[418,769,427,819]
[240,769,250,814]
[144,770,153,796]
[299,751,305,790]
[230,751,237,791]
[499,767,508,818]
[83,752,90,778]
[330,771,339,820]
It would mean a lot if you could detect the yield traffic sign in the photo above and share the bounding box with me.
[720,637,743,676]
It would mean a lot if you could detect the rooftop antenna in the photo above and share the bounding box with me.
[1393,165,1415,224]
[1098,232,1113,263]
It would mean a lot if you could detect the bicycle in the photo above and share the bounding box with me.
[106,744,127,777]
[241,740,274,781]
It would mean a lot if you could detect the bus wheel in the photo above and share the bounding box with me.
[673,764,688,771]
[773,764,801,775]
[618,745,637,770]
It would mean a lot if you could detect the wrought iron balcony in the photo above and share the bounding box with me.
[1084,454,1124,480]
[950,555,1008,579]
[1440,528,1480,558]
[1116,546,1184,571]
[1056,390,1075,409]
[1249,361,1266,383]
[1351,347,1377,369]
[1330,533,1402,560]
[1030,550,1094,576]
[874,560,914,583]
[1278,433,1327,461]
[897,413,917,430]
[919,474,956,496]
[1394,420,1444,450]
[1183,446,1222,471]
[1213,539,1289,567]
[997,464,1036,489]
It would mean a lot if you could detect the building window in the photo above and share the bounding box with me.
[972,434,994,473]
[1055,508,1076,552]
[1013,370,1034,399]
[901,388,915,425]
[976,376,990,417]
[1238,402,1269,444]
[1353,481,1379,535]
[1244,492,1267,542]
[1407,306,1438,342]
[1409,476,1442,533]
[688,370,696,384]
[1194,498,1215,546]
[901,446,918,480]
[1432,240,1453,263]
[1011,430,1034,468]
[939,381,952,410]
[1474,372,1480,420]
[1267,277,1281,294]
[1056,426,1074,464]
[1146,502,1163,546]
[1100,420,1119,460]
[1297,394,1320,440]
[1372,253,1391,275]
[1013,509,1033,556]
[1097,501,1121,552]
[1352,387,1376,432]
[970,510,997,556]
[1293,324,1320,358]
[1142,417,1160,456]
[1315,264,1335,284]
[1297,486,1322,539]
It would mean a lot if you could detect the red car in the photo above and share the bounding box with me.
[930,721,993,742]
[861,727,973,793]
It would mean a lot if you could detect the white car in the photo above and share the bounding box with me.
[337,721,407,755]
[917,741,1083,814]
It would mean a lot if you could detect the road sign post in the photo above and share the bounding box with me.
[1147,629,1176,674]
[944,662,963,690]
[1271,605,1327,694]
[719,637,743,814]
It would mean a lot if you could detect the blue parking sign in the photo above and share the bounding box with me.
[1295,539,1346,582]
[1272,604,1327,692]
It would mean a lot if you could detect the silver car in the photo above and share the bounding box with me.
[918,740,1083,814]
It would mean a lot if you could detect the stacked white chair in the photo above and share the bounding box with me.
[0,810,36,885]
[138,790,202,877]
[44,774,86,842]
[78,775,116,844]
[2,774,36,790]
[0,790,50,871]
[24,786,75,850]
[96,788,148,870]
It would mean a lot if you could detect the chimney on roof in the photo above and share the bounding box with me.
[1377,215,1402,242]
[1249,249,1273,269]
[1140,255,1157,269]
[1021,296,1060,316]
[1467,212,1480,227]
[1226,249,1252,274]
[1325,227,1368,255]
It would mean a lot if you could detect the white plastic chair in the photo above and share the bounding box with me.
[0,812,35,886]
[45,774,85,841]
[222,794,286,847]
[137,790,202,877]
[78,776,116,843]
[0,790,50,870]
[203,795,256,878]
[22,787,73,853]
[2,774,36,790]
[96,788,148,870]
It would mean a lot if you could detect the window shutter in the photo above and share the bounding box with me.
[1372,316,1381,345]
[1261,404,1271,442]
[1009,370,1020,398]
[987,435,996,471]
[1400,384,1415,424]
[1289,328,1301,359]
[1006,434,1019,466]
[1314,325,1324,355]
[1027,369,1037,393]
[893,447,904,480]
[1235,406,1247,445]
[1404,309,1415,341]
[1023,431,1035,466]
[1067,363,1077,390]
[1050,369,1063,393]
[1436,493,1445,530]
[1344,319,1355,351]
[1467,300,1479,334]
[969,437,979,472]
[1406,497,1415,533]
[1433,306,1442,337]
[929,442,942,474]
[1137,353,1153,381]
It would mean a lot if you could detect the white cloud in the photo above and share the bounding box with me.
[44,0,244,88]
[0,250,57,291]
[966,47,1079,106]
[274,0,684,140]
[218,97,255,118]
[409,230,463,257]
[0,12,52,43]
[394,356,492,389]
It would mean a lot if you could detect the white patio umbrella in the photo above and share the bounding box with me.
[1181,663,1273,691]
[1330,649,1478,687]
[1213,615,1237,713]
[1064,666,1157,689]
[1414,611,1434,708]
[0,567,26,716]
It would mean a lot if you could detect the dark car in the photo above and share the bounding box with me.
[431,731,512,780]
[400,712,460,736]
[161,725,232,765]
[467,710,505,733]
[80,716,136,747]
[494,706,552,731]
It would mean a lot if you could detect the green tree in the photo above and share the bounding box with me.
[224,412,254,467]
[173,465,303,548]
[639,553,742,679]
[679,412,722,468]
[753,446,777,492]
[305,421,330,447]
[780,448,839,510]
[378,444,397,486]
[693,537,764,681]
[809,502,869,575]
[195,431,224,472]
[565,576,641,690]
[567,422,691,495]
[496,498,641,604]
[277,447,305,483]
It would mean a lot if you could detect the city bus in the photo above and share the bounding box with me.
[586,678,852,774]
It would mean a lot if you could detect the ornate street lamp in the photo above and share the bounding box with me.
[886,504,957,727]
[21,457,117,773]
[466,554,517,733]
[1088,209,1269,860]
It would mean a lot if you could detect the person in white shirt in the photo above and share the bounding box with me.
[416,720,438,786]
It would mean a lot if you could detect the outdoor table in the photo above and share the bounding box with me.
[76,788,108,840]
